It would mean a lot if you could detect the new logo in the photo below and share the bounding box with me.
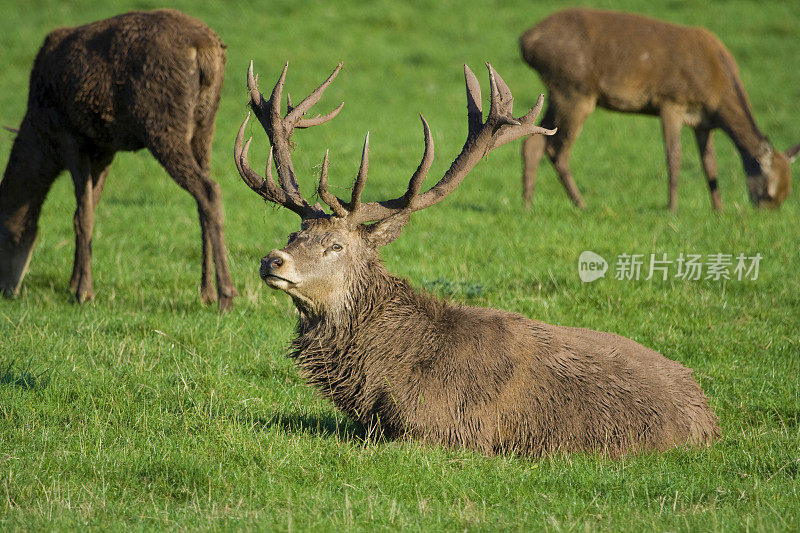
[578,251,608,282]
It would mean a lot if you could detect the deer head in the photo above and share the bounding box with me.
[747,142,799,208]
[235,61,554,317]
[744,141,792,208]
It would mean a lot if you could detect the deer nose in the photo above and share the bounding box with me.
[261,249,290,278]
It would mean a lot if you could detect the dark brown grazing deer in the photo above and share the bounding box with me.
[235,61,720,457]
[0,9,238,309]
[519,8,800,211]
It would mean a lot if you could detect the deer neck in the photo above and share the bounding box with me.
[0,120,61,240]
[289,260,438,423]
[716,96,772,178]
[294,258,399,339]
[0,120,61,294]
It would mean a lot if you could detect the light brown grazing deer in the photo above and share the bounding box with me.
[0,9,237,309]
[235,61,720,457]
[519,8,800,211]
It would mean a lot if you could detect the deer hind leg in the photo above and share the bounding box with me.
[69,154,113,300]
[522,104,555,207]
[189,126,221,306]
[150,139,237,311]
[546,94,594,208]
[660,107,684,212]
[694,128,722,211]
[90,154,113,208]
[192,121,238,310]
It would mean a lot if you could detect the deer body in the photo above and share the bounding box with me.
[0,9,237,308]
[236,61,719,456]
[284,226,718,455]
[520,8,798,210]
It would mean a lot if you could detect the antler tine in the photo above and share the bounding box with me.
[403,115,434,204]
[344,64,556,225]
[317,150,348,217]
[287,62,344,126]
[464,64,483,139]
[269,63,289,118]
[347,132,370,216]
[491,93,557,149]
[487,63,520,127]
[491,65,513,104]
[298,102,345,129]
[247,61,262,109]
[525,93,557,136]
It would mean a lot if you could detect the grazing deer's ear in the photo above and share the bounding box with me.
[364,213,411,247]
[786,142,800,163]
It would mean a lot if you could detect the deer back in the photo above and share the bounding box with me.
[29,9,225,152]
[520,8,739,115]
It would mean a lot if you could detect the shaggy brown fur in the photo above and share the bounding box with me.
[519,8,799,211]
[273,218,720,457]
[0,9,237,309]
[237,62,720,457]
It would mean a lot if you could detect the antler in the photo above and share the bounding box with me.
[236,62,554,225]
[234,61,344,218]
[316,63,556,225]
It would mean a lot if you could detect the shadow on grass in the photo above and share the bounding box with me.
[0,360,52,390]
[246,410,374,443]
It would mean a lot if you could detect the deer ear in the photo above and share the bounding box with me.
[364,212,411,247]
[786,142,800,163]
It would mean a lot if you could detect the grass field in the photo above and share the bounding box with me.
[1,0,799,530]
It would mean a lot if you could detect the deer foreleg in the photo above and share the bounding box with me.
[69,160,95,302]
[522,134,546,207]
[522,103,556,207]
[546,94,592,209]
[69,156,112,301]
[660,108,683,212]
[694,128,721,211]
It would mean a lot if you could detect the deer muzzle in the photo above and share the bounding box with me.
[260,249,297,289]
[0,229,37,297]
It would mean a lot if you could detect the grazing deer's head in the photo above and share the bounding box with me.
[748,142,798,208]
[235,62,554,318]
[0,225,37,297]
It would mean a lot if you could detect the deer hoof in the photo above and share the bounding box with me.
[200,289,217,305]
[74,286,95,304]
[217,293,235,312]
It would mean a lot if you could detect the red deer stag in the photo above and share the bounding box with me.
[235,61,720,457]
[0,10,237,309]
[519,8,800,211]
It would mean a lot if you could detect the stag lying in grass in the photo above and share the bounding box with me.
[519,8,800,211]
[235,61,720,457]
[0,9,237,309]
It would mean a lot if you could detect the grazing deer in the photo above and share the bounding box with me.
[519,8,800,211]
[0,9,238,309]
[235,61,720,457]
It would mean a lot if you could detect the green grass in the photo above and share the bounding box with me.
[1,0,799,530]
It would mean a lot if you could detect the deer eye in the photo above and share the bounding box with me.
[330,243,343,252]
